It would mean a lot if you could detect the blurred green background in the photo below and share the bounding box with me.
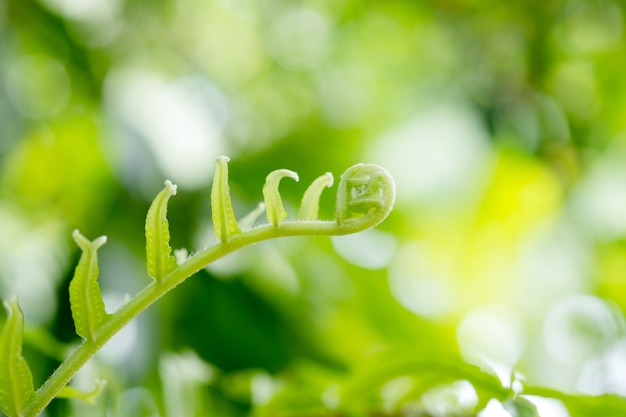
[2,0,626,416]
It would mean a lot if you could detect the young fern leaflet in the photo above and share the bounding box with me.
[69,231,110,343]
[145,179,178,281]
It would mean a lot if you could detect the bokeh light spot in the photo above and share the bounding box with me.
[543,295,625,367]
[6,55,71,118]
[571,150,626,239]
[266,7,332,70]
[388,242,456,318]
[477,399,512,417]
[332,229,396,270]
[523,396,571,417]
[105,71,228,189]
[422,380,478,417]
[368,103,491,206]
[457,305,525,368]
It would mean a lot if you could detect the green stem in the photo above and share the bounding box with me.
[22,220,361,417]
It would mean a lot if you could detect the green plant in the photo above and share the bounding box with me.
[0,156,395,417]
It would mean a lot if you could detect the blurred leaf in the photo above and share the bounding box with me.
[340,349,510,412]
[504,397,540,417]
[238,203,266,231]
[525,386,626,417]
[0,298,36,417]
[57,379,107,405]
[170,271,293,373]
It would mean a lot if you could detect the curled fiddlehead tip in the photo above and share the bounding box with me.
[335,163,395,233]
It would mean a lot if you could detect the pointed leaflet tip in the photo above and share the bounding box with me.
[145,180,178,281]
[211,156,241,243]
[164,179,178,196]
[0,298,36,417]
[298,172,334,221]
[73,229,107,250]
[263,169,299,228]
[69,231,110,342]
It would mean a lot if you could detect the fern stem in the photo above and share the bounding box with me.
[23,219,379,417]
[22,160,396,416]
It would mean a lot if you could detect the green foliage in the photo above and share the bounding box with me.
[4,1,626,416]
[523,386,626,417]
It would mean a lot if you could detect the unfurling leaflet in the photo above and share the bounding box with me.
[146,179,178,281]
[57,379,107,405]
[211,156,241,243]
[263,169,299,228]
[238,202,266,231]
[69,230,110,343]
[335,164,395,233]
[299,172,333,221]
[0,298,36,417]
